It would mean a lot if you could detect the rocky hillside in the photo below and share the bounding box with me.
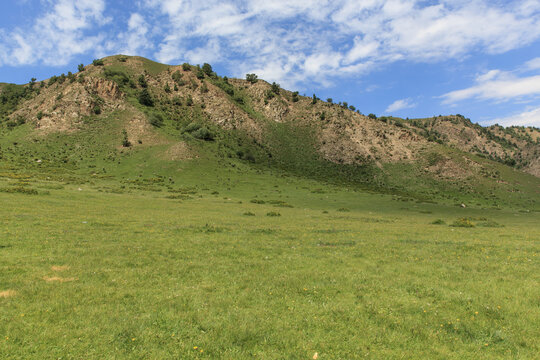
[0,55,539,192]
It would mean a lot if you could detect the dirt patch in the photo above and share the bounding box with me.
[0,290,16,298]
[51,265,70,271]
[43,276,76,282]
[162,142,196,161]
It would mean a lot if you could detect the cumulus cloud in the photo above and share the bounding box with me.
[385,98,416,113]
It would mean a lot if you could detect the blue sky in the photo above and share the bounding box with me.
[1,0,540,127]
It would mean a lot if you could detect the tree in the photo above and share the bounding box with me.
[182,63,191,71]
[202,63,213,76]
[78,64,85,72]
[246,73,258,84]
[292,91,299,102]
[138,89,154,106]
[326,98,333,103]
[196,68,205,79]
[368,113,377,119]
[312,94,317,104]
[271,82,280,95]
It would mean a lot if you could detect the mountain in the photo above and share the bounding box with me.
[0,55,539,209]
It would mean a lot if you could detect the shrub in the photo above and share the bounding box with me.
[36,111,43,120]
[118,56,127,62]
[246,73,258,83]
[93,105,101,115]
[172,70,183,84]
[431,219,446,225]
[182,63,191,71]
[312,94,317,104]
[327,98,333,103]
[138,75,148,88]
[186,95,193,106]
[337,208,350,212]
[200,83,209,93]
[78,64,85,72]
[451,218,475,228]
[192,127,214,141]
[266,211,281,217]
[183,122,201,133]
[202,63,213,76]
[164,83,171,93]
[250,199,265,204]
[196,68,205,79]
[138,89,154,106]
[368,113,377,119]
[104,69,130,87]
[92,59,104,66]
[271,82,280,94]
[122,129,131,147]
[149,113,164,127]
[292,91,299,102]
[243,212,256,216]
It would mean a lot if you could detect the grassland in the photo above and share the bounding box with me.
[1,56,539,358]
[1,155,539,359]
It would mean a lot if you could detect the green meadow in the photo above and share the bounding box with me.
[1,160,539,359]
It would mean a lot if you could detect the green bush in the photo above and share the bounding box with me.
[183,122,201,133]
[192,127,214,141]
[431,219,446,225]
[122,129,131,147]
[246,73,258,84]
[78,64,85,72]
[149,114,164,127]
[138,75,148,88]
[202,63,213,76]
[182,63,191,71]
[266,211,281,217]
[450,218,475,228]
[138,89,154,106]
[92,59,104,66]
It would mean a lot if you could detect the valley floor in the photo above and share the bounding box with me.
[0,170,539,359]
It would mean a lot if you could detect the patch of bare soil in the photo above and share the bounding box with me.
[0,290,16,298]
[43,276,76,283]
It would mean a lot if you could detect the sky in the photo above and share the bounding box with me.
[1,0,540,127]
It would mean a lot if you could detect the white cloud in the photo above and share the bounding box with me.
[488,106,540,127]
[524,57,540,71]
[1,0,540,90]
[0,0,108,66]
[140,0,540,87]
[385,98,416,113]
[441,70,540,104]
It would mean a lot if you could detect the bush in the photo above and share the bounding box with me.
[368,113,377,119]
[183,122,201,133]
[312,94,317,104]
[243,212,256,216]
[271,82,280,94]
[192,127,214,141]
[92,59,104,66]
[431,219,446,225]
[196,68,205,79]
[266,211,281,217]
[138,75,148,88]
[78,64,85,72]
[246,73,258,84]
[93,105,101,115]
[451,218,475,228]
[149,113,164,127]
[292,91,299,102]
[104,69,130,87]
[327,98,333,103]
[182,63,191,71]
[138,89,154,106]
[186,95,193,106]
[202,63,213,76]
[164,83,171,93]
[122,129,131,147]
[36,111,43,120]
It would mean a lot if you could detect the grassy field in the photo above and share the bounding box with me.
[1,162,539,359]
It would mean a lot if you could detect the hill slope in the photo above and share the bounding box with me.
[0,55,539,209]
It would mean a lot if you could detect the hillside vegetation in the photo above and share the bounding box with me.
[1,56,539,359]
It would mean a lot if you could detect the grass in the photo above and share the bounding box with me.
[0,160,539,359]
[0,58,539,358]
